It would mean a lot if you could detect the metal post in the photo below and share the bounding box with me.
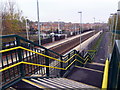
[58,19,60,33]
[110,13,116,46]
[16,37,24,77]
[78,12,82,52]
[114,10,119,43]
[26,19,29,40]
[60,56,63,77]
[37,0,41,45]
[93,17,95,38]
[45,50,49,77]
[75,23,76,35]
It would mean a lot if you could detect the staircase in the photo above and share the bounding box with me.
[2,34,118,89]
[9,61,104,89]
[66,62,105,88]
[11,78,97,89]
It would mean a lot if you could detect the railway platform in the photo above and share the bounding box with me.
[43,31,94,49]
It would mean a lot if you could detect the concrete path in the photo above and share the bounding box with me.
[93,32,110,64]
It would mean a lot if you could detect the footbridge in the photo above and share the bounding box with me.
[0,30,120,89]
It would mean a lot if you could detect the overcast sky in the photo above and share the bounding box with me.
[1,0,120,23]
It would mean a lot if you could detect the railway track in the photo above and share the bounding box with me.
[50,31,99,55]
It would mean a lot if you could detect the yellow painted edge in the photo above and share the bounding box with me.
[0,58,85,72]
[90,62,105,66]
[76,54,90,61]
[76,59,84,64]
[75,65,103,73]
[22,62,65,70]
[0,46,91,64]
[0,62,22,72]
[20,46,65,63]
[0,46,91,72]
[65,54,76,63]
[65,59,76,70]
[0,61,65,72]
[87,50,96,52]
[102,59,109,89]
[0,46,21,53]
[76,54,85,60]
[22,79,45,89]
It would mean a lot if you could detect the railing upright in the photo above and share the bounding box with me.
[16,37,24,77]
[60,56,63,77]
[45,49,49,77]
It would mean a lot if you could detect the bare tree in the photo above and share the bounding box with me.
[1,0,26,36]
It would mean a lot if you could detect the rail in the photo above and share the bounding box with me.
[0,46,91,89]
[102,59,109,89]
[1,34,62,56]
[0,34,95,89]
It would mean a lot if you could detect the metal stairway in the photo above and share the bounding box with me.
[1,35,120,89]
[66,62,105,88]
[11,78,97,89]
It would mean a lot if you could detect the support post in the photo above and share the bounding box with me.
[45,50,49,77]
[60,56,63,77]
[16,37,24,77]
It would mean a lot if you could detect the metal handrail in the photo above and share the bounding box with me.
[1,34,62,56]
[102,59,109,89]
[0,46,90,64]
[0,59,83,73]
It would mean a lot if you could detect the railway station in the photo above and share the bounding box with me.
[0,0,120,90]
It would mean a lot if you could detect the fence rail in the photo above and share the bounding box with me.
[0,34,94,89]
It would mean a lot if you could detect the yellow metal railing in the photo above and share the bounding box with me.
[0,46,91,72]
[0,46,90,63]
[0,59,82,72]
[102,59,109,89]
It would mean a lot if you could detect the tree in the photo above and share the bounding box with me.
[1,0,26,36]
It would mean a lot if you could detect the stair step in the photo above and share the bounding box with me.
[90,62,105,66]
[11,76,100,89]
[76,66,103,73]
[37,78,69,89]
[43,78,97,88]
[84,63,105,71]
[42,78,79,88]
[30,78,57,88]
[67,67,103,88]
[11,79,42,89]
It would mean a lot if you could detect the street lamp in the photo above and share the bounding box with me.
[110,13,117,47]
[58,19,61,34]
[93,17,96,36]
[26,19,29,40]
[74,23,76,35]
[78,11,82,51]
[114,10,120,42]
[37,0,41,45]
[110,13,116,32]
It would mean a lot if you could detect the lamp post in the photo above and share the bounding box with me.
[78,11,82,51]
[26,19,29,40]
[110,13,116,32]
[58,19,61,34]
[114,10,120,42]
[93,17,96,36]
[74,23,76,35]
[37,0,41,45]
[110,14,113,32]
[110,13,117,47]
